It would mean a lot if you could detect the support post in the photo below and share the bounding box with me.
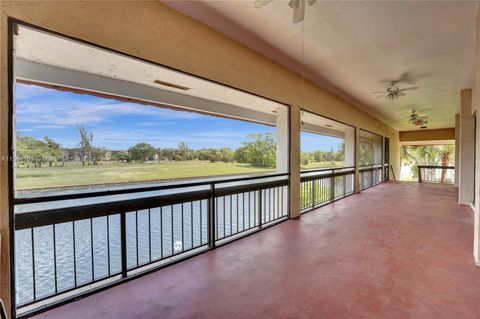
[354,127,361,193]
[289,106,301,218]
[459,89,474,204]
[455,113,460,188]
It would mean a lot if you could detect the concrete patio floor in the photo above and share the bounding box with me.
[32,182,480,319]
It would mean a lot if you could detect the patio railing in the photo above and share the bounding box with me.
[418,165,455,184]
[359,164,383,190]
[14,173,289,315]
[300,166,355,213]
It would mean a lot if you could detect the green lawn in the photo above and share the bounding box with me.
[301,161,344,170]
[16,160,272,190]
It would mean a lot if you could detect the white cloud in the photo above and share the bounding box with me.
[16,97,202,128]
[15,84,53,100]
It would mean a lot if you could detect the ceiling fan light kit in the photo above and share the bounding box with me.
[408,110,428,128]
[373,81,419,100]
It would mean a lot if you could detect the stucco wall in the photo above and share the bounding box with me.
[0,1,400,314]
[399,128,455,142]
[471,7,480,266]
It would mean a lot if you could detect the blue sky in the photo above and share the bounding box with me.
[300,131,343,153]
[16,83,342,151]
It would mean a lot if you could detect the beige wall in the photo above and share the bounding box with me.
[0,1,400,314]
[471,7,480,266]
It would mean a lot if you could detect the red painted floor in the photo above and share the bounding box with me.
[33,182,480,319]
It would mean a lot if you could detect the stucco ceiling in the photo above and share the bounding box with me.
[165,0,478,131]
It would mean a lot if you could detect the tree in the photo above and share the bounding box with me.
[111,152,130,162]
[177,141,195,161]
[43,136,63,167]
[17,135,47,167]
[234,146,252,164]
[128,143,157,162]
[360,142,374,165]
[435,145,455,182]
[77,125,93,166]
[220,147,234,163]
[197,148,221,162]
[91,147,107,165]
[158,148,177,161]
[239,132,276,168]
[301,152,311,166]
[336,142,345,161]
[400,145,455,181]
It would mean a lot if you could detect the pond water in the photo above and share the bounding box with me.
[15,187,288,306]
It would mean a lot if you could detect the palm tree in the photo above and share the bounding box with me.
[401,145,455,182]
[435,145,455,183]
[77,125,93,166]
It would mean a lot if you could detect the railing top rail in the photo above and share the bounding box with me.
[418,165,455,169]
[359,164,383,172]
[359,163,383,168]
[300,166,355,174]
[14,172,290,205]
[15,177,289,230]
[300,168,355,182]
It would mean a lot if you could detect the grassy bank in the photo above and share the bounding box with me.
[16,160,346,190]
[301,161,344,170]
[16,160,272,190]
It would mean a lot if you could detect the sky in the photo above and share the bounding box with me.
[15,83,342,152]
[300,131,344,153]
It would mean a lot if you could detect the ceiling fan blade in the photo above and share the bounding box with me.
[397,92,407,96]
[307,0,317,5]
[372,91,386,94]
[292,0,305,23]
[376,94,385,99]
[254,0,274,8]
[289,0,300,9]
[398,86,419,92]
[397,71,414,84]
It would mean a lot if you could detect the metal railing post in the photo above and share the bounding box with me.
[370,167,374,187]
[418,167,422,182]
[120,211,127,278]
[330,169,335,201]
[209,184,216,249]
[311,179,316,208]
[258,189,263,229]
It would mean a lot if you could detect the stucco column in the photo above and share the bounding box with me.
[455,113,460,188]
[289,105,301,218]
[344,127,355,193]
[381,137,386,182]
[0,14,12,316]
[459,89,474,205]
[276,106,288,173]
[354,127,360,193]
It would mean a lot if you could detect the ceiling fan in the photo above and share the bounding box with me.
[372,81,419,100]
[408,110,428,127]
[254,0,317,23]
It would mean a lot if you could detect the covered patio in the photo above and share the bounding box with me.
[32,182,479,319]
[2,2,480,318]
